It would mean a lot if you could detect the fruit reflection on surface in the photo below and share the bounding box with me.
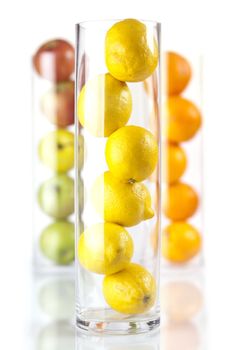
[161,281,203,322]
[37,321,74,350]
[164,96,202,142]
[91,171,154,227]
[162,222,201,263]
[105,19,158,82]
[41,81,74,127]
[39,278,75,320]
[40,221,74,265]
[103,263,156,314]
[163,143,187,184]
[78,223,133,275]
[38,174,74,219]
[163,182,199,221]
[165,52,192,96]
[162,322,199,350]
[106,125,158,182]
[33,39,75,82]
[38,130,74,173]
[78,73,132,137]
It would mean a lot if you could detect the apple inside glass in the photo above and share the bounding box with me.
[40,221,74,265]
[41,81,74,127]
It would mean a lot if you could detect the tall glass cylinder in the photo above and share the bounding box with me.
[161,51,203,270]
[75,19,161,335]
[32,36,76,271]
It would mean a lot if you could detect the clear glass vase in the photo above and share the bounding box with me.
[161,50,204,270]
[32,36,76,271]
[75,19,161,335]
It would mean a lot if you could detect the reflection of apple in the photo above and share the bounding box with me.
[77,53,89,91]
[77,134,84,170]
[38,174,74,219]
[38,130,74,173]
[37,321,74,350]
[40,221,74,265]
[33,39,75,82]
[41,81,74,127]
[39,278,75,320]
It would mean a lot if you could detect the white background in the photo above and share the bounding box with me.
[0,0,232,349]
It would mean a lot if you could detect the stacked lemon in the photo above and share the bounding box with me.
[162,52,202,264]
[77,19,159,315]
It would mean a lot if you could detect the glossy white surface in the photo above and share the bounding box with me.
[24,269,206,350]
[1,0,233,349]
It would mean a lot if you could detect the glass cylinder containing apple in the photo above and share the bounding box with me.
[32,37,80,270]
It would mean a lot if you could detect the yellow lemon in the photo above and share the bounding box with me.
[38,129,74,173]
[103,263,156,314]
[105,19,159,82]
[77,73,132,137]
[91,171,154,227]
[78,223,133,275]
[92,171,154,226]
[106,125,158,182]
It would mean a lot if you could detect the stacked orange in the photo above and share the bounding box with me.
[162,52,202,264]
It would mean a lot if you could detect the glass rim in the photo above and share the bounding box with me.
[76,18,161,28]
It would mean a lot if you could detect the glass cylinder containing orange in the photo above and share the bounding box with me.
[161,51,204,269]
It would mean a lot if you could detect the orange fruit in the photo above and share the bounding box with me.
[165,51,192,96]
[163,182,199,221]
[163,143,187,184]
[164,96,202,142]
[162,222,202,263]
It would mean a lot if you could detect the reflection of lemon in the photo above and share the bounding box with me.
[78,223,133,275]
[103,263,156,314]
[106,126,158,182]
[77,73,132,137]
[105,19,158,82]
[91,171,154,227]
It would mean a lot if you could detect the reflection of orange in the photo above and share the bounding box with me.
[164,97,202,142]
[143,73,158,100]
[150,222,159,253]
[165,51,192,96]
[162,322,199,350]
[163,143,187,184]
[162,222,202,263]
[163,182,199,221]
[161,281,203,322]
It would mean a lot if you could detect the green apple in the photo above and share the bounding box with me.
[38,130,74,173]
[38,174,74,219]
[40,221,74,265]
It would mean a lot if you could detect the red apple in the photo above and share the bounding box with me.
[41,81,74,127]
[33,39,75,82]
